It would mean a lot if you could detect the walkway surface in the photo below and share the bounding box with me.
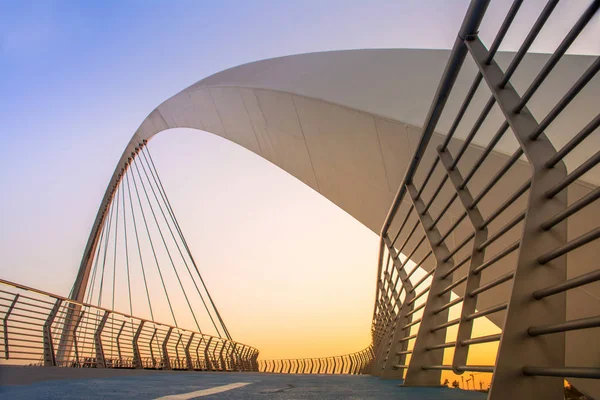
[0,366,486,399]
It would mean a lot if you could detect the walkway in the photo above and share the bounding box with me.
[0,366,486,399]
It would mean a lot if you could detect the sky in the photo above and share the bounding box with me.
[1,0,599,376]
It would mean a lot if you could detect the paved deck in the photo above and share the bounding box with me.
[0,366,487,399]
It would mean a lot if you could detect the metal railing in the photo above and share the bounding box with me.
[257,347,374,375]
[371,0,600,398]
[0,279,259,371]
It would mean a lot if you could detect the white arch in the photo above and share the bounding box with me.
[72,49,599,390]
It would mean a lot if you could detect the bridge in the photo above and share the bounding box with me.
[1,0,599,399]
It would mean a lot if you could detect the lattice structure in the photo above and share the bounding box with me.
[372,0,600,398]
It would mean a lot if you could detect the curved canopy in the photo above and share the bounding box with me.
[128,49,598,235]
[80,50,599,394]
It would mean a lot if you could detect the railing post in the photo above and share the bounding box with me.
[245,346,252,371]
[402,183,455,386]
[162,327,173,370]
[204,337,213,371]
[72,309,85,366]
[466,36,568,400]
[195,337,204,370]
[174,333,183,369]
[116,321,126,366]
[3,294,19,360]
[238,344,246,371]
[185,332,194,370]
[380,237,416,378]
[218,340,226,370]
[149,328,158,368]
[94,310,109,368]
[230,342,238,371]
[358,352,366,374]
[43,299,62,367]
[437,148,489,372]
[133,321,144,369]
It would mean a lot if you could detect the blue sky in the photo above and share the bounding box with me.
[1,0,598,359]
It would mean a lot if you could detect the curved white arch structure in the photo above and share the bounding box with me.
[70,48,599,396]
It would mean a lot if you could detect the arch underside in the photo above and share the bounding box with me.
[85,49,598,386]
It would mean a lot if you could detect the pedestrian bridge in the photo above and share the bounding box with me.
[1,1,599,399]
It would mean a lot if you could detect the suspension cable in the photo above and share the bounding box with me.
[129,157,179,327]
[110,181,122,358]
[125,169,155,321]
[121,167,135,332]
[97,188,117,308]
[137,148,223,336]
[143,145,233,340]
[131,156,202,332]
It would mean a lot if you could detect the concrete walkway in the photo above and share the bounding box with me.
[0,366,486,399]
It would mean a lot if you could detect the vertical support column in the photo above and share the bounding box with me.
[195,337,204,370]
[237,345,246,371]
[402,183,454,386]
[380,237,417,378]
[162,327,173,370]
[230,343,238,371]
[358,352,366,374]
[94,310,109,368]
[466,37,567,400]
[437,148,488,371]
[43,300,62,367]
[218,341,226,371]
[72,309,85,366]
[252,349,259,371]
[367,347,375,373]
[204,337,213,371]
[116,321,126,366]
[243,346,250,371]
[133,321,144,369]
[174,333,183,369]
[244,346,251,371]
[348,354,355,375]
[3,294,19,360]
[149,328,158,368]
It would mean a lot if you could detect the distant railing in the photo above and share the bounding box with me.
[257,347,373,375]
[371,0,600,398]
[0,278,259,371]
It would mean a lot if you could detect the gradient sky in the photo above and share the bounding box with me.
[1,0,598,371]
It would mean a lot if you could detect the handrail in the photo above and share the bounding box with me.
[371,0,600,398]
[0,278,259,371]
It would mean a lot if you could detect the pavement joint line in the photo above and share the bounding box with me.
[153,382,253,399]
